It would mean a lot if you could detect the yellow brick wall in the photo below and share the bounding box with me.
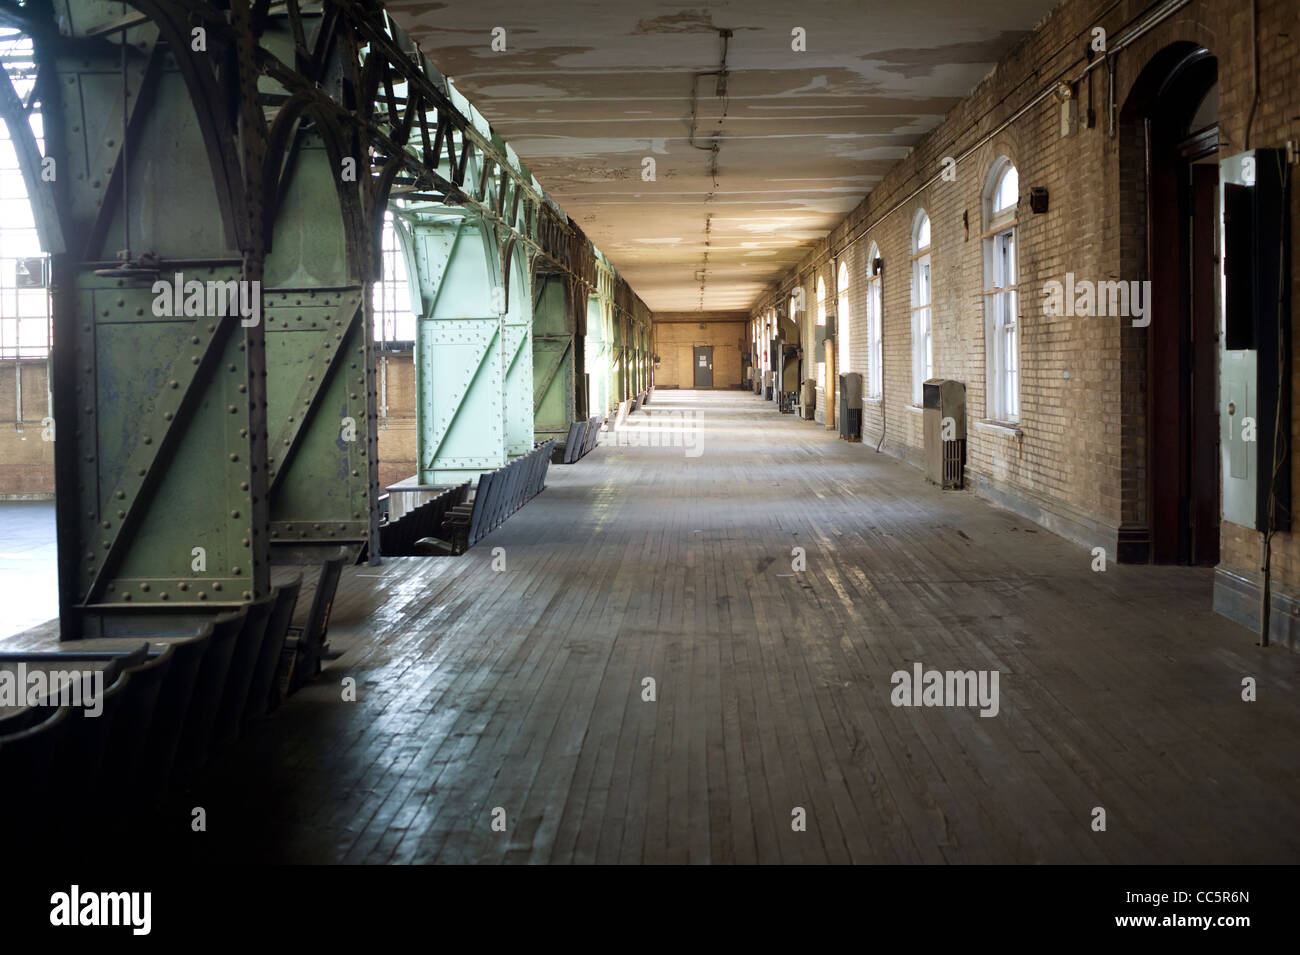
[653,315,748,389]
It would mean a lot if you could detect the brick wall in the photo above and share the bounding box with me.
[653,313,749,389]
[376,350,417,490]
[0,359,55,498]
[748,0,1300,631]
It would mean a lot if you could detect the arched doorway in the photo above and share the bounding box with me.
[1119,44,1219,565]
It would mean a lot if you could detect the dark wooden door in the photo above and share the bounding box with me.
[1148,120,1219,564]
[693,346,713,388]
[1188,163,1220,565]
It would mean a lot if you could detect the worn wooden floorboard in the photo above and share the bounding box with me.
[16,389,1300,864]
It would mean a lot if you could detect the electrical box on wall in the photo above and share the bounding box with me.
[1219,148,1291,532]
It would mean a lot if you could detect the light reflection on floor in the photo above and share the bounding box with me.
[0,500,58,640]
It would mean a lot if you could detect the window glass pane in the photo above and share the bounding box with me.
[0,33,50,358]
[995,165,1019,213]
[916,214,930,250]
[372,211,415,344]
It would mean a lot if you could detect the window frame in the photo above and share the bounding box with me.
[982,159,1021,423]
[836,260,850,372]
[865,242,882,399]
[815,275,827,389]
[910,210,932,406]
[373,211,417,347]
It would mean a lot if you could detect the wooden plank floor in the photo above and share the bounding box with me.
[101,391,1300,861]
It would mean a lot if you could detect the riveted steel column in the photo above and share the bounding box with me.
[44,0,271,636]
[260,122,378,563]
[411,211,508,483]
[532,266,574,445]
[501,239,534,459]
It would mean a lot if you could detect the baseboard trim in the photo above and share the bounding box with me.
[966,470,1119,556]
[1116,523,1151,564]
[1212,566,1300,652]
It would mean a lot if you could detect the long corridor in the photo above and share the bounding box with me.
[154,391,1300,864]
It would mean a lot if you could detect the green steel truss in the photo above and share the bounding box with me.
[532,270,575,444]
[4,0,652,636]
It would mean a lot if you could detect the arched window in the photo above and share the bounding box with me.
[836,261,850,372]
[815,276,827,389]
[865,242,882,399]
[910,210,932,405]
[983,159,1019,421]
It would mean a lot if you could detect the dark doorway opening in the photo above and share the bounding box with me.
[1120,44,1220,565]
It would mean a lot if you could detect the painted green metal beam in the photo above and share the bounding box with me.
[27,0,652,638]
[532,270,574,445]
[46,1,271,636]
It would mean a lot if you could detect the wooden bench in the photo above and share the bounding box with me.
[442,440,554,553]
[378,483,470,556]
[173,609,248,780]
[562,414,605,464]
[245,578,300,727]
[284,554,345,694]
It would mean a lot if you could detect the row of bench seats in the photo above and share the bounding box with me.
[562,414,605,464]
[609,390,652,431]
[377,483,470,556]
[0,554,346,838]
[440,440,555,553]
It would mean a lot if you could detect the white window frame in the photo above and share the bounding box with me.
[836,260,850,372]
[983,159,1020,422]
[910,211,932,405]
[865,242,882,399]
[815,276,827,389]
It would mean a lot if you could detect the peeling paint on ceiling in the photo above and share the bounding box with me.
[387,0,1061,312]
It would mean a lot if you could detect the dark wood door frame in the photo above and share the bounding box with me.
[1145,51,1219,565]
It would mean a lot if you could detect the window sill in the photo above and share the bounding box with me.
[973,418,1023,437]
[906,403,923,414]
[864,396,883,405]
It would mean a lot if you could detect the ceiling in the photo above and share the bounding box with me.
[387,0,1062,313]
